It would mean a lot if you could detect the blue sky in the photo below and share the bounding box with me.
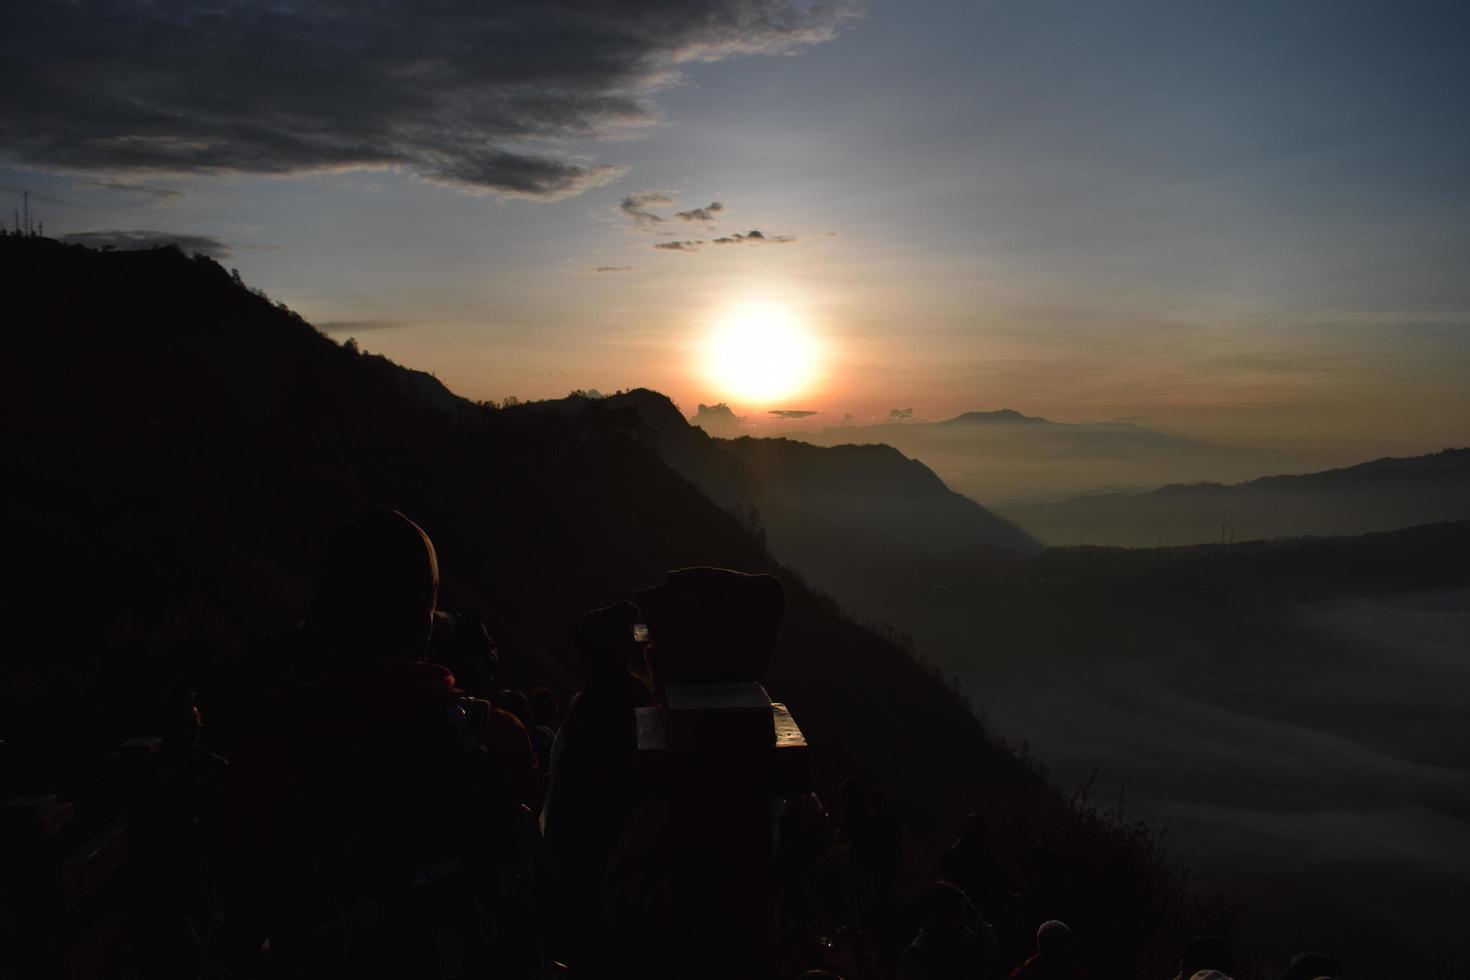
[5,0,1467,460]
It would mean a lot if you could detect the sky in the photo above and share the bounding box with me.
[5,0,1468,462]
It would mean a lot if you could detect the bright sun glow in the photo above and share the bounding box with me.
[700,302,822,405]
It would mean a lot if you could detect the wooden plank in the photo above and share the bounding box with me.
[3,795,74,839]
[61,816,129,914]
[635,702,811,794]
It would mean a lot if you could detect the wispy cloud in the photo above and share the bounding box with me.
[619,191,673,228]
[675,201,725,224]
[74,180,184,201]
[769,410,818,419]
[652,228,796,252]
[712,229,794,245]
[592,265,637,273]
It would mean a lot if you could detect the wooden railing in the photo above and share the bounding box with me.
[2,737,162,980]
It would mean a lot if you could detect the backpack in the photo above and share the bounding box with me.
[281,695,543,979]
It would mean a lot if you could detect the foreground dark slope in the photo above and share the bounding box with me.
[998,449,1470,546]
[0,239,1195,975]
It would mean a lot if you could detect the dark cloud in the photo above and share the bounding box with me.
[769,410,818,419]
[620,191,673,227]
[59,229,233,257]
[592,265,637,273]
[0,1,856,200]
[75,180,184,201]
[711,229,795,244]
[675,201,725,223]
[654,240,703,251]
[317,319,406,334]
[889,407,914,419]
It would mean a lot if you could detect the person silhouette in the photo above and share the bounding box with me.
[1280,952,1343,980]
[541,600,652,970]
[897,881,998,980]
[1009,919,1089,980]
[941,812,1004,921]
[1174,936,1235,980]
[216,509,540,978]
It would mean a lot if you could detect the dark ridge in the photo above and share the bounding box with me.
[998,445,1470,547]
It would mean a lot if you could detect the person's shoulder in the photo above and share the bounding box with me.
[1008,956,1039,979]
[895,939,928,980]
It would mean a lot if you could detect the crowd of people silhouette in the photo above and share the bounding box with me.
[113,508,1346,980]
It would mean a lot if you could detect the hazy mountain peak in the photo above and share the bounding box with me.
[941,408,1051,425]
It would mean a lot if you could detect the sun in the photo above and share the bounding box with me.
[700,302,822,405]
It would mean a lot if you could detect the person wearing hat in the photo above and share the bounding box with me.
[603,567,790,979]
[633,566,785,688]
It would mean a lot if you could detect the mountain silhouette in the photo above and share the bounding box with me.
[0,238,1203,977]
[528,388,1038,575]
[997,448,1470,546]
[940,409,1052,426]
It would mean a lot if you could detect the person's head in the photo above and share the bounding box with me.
[1036,920,1074,958]
[150,691,203,758]
[308,508,438,667]
[921,881,972,939]
[1280,953,1342,980]
[634,567,784,684]
[571,600,643,685]
[528,686,558,729]
[1180,936,1235,979]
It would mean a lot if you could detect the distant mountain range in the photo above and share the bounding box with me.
[525,388,1038,590]
[785,410,1283,505]
[996,449,1470,547]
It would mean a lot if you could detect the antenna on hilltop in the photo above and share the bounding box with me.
[23,191,30,236]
